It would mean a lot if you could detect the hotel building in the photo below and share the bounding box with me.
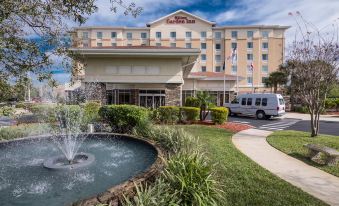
[69,10,289,108]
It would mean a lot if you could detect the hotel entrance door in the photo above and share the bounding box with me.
[139,90,165,108]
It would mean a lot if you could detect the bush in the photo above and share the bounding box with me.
[294,105,309,113]
[157,106,180,124]
[325,98,337,109]
[83,101,101,124]
[30,104,57,122]
[180,106,200,122]
[0,106,15,116]
[0,124,52,140]
[184,96,200,108]
[15,102,26,109]
[99,105,149,133]
[210,107,229,124]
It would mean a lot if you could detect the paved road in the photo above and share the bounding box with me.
[228,116,339,136]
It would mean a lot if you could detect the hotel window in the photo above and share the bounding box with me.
[262,77,268,84]
[232,65,237,74]
[127,32,132,40]
[118,90,131,104]
[262,42,269,49]
[262,31,269,38]
[156,42,161,47]
[201,54,206,61]
[156,32,161,39]
[247,42,253,49]
[215,55,221,62]
[170,43,176,48]
[186,43,192,48]
[170,32,176,38]
[201,31,207,38]
[215,43,221,50]
[141,32,147,39]
[83,43,89,48]
[201,66,206,72]
[247,76,253,84]
[97,42,102,47]
[82,32,89,39]
[231,31,238,39]
[247,31,254,38]
[247,53,253,61]
[262,54,268,61]
[201,43,206,49]
[262,65,269,73]
[215,31,222,39]
[97,32,103,39]
[231,42,237,49]
[111,43,117,47]
[215,66,221,72]
[111,32,117,38]
[186,31,192,38]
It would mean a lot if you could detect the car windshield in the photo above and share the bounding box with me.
[279,98,285,105]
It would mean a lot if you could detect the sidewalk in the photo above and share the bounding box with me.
[232,129,339,206]
[283,112,339,122]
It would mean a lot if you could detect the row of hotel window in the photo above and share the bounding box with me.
[201,65,269,73]
[200,53,269,62]
[82,30,270,39]
[89,42,269,50]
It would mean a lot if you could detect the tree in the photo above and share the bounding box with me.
[196,91,215,121]
[0,0,142,85]
[0,78,12,102]
[263,70,288,93]
[286,12,339,137]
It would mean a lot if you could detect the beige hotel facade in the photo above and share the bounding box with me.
[69,10,289,108]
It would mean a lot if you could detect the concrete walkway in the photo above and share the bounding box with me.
[233,129,339,206]
[283,112,339,122]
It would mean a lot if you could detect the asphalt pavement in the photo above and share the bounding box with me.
[228,115,339,136]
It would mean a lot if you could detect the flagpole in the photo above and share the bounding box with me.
[236,50,239,94]
[223,73,226,106]
[252,63,254,93]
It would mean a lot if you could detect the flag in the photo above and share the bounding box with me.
[250,62,254,72]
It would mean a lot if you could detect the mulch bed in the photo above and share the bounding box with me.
[193,120,253,133]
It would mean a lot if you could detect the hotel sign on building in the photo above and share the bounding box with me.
[68,10,289,108]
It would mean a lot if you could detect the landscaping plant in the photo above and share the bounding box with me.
[179,106,200,122]
[157,106,180,124]
[210,107,229,124]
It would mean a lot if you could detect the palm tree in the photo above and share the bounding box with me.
[196,91,215,121]
[264,71,288,93]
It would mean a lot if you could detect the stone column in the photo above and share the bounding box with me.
[85,82,107,104]
[130,89,139,106]
[165,84,181,106]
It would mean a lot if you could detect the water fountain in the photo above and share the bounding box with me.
[0,104,160,206]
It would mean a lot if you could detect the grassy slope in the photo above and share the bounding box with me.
[180,125,326,206]
[267,130,339,177]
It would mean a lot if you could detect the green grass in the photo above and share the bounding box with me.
[267,130,339,177]
[179,125,326,206]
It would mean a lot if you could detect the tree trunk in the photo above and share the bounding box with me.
[310,110,320,137]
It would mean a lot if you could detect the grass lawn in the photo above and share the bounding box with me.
[267,130,339,177]
[178,125,326,206]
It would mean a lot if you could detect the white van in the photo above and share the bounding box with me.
[226,93,286,119]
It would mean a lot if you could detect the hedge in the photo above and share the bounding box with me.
[210,107,229,124]
[99,104,149,133]
[83,101,101,124]
[180,107,200,122]
[184,97,200,108]
[157,106,180,124]
[30,104,58,122]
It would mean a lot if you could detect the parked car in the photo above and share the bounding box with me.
[225,93,286,119]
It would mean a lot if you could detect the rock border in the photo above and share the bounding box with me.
[0,133,165,206]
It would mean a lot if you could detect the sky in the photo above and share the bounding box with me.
[51,0,339,85]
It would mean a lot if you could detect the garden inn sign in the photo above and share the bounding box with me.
[166,16,196,24]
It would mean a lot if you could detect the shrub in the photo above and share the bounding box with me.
[83,101,101,124]
[99,105,149,133]
[325,98,336,109]
[0,124,52,140]
[184,96,200,108]
[0,106,15,116]
[30,104,57,122]
[180,106,200,122]
[210,107,229,124]
[15,102,26,109]
[157,106,180,124]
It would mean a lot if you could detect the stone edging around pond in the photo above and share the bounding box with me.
[71,133,165,206]
[0,133,165,206]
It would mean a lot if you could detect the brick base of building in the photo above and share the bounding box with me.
[165,84,181,106]
[85,82,107,104]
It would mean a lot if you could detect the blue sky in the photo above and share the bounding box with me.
[50,0,339,85]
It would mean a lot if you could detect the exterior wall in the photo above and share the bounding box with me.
[165,84,181,106]
[85,82,106,104]
[83,57,183,84]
